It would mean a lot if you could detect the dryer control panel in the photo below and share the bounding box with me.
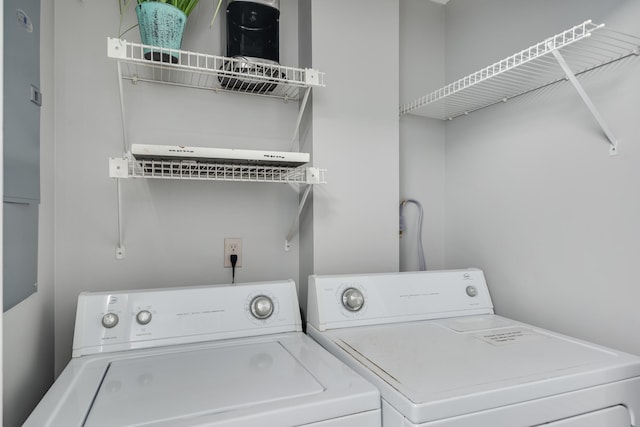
[72,280,300,357]
[307,269,494,331]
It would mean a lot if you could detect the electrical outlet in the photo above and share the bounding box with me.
[224,238,242,268]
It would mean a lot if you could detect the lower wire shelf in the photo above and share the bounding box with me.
[109,156,326,259]
[109,157,326,184]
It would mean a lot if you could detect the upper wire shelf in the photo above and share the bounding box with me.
[400,20,640,120]
[107,38,325,101]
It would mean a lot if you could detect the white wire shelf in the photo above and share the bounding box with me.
[109,157,326,184]
[400,20,640,120]
[108,38,325,101]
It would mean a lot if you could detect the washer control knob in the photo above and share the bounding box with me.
[250,295,274,320]
[136,310,152,325]
[466,286,478,297]
[342,288,364,312]
[101,312,119,329]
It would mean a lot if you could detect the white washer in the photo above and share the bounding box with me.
[25,280,381,426]
[306,269,640,426]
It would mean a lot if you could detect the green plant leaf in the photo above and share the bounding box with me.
[118,0,138,38]
[182,0,198,17]
[210,0,223,28]
[119,23,140,38]
[136,0,201,16]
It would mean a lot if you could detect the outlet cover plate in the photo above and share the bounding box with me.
[224,238,242,268]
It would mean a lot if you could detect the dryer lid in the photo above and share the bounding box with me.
[329,315,640,424]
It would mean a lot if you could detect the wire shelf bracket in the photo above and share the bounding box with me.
[550,46,619,155]
[399,20,640,156]
[285,184,312,252]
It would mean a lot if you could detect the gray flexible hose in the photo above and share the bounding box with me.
[399,199,427,271]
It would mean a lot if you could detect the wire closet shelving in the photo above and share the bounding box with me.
[107,37,327,185]
[107,38,327,257]
[400,20,640,155]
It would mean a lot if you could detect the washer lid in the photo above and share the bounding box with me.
[85,341,323,426]
[330,315,640,423]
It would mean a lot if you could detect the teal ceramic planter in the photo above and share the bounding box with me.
[136,2,187,63]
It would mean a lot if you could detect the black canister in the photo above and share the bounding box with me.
[226,0,280,64]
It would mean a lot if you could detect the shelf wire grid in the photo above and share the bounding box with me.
[127,158,326,184]
[400,20,640,120]
[108,38,325,101]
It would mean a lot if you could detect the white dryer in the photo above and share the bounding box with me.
[25,280,381,426]
[306,269,640,426]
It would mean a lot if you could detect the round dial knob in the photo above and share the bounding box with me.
[250,295,274,320]
[466,285,478,297]
[342,288,364,312]
[136,310,152,325]
[101,312,119,329]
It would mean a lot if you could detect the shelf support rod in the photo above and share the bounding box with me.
[550,45,619,156]
[284,184,312,251]
[290,87,311,152]
[115,178,125,259]
[117,61,129,153]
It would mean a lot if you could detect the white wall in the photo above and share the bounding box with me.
[399,0,446,272]
[2,0,55,425]
[52,0,302,374]
[299,0,400,314]
[443,0,640,355]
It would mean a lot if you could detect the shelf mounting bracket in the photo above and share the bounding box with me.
[284,183,313,251]
[550,44,619,156]
[116,60,130,153]
[290,87,312,151]
[115,178,125,259]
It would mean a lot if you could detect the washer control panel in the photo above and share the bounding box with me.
[73,280,299,357]
[307,269,495,331]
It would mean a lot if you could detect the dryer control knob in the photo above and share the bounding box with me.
[101,312,119,329]
[250,295,274,320]
[466,286,478,297]
[136,310,152,325]
[342,288,364,312]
